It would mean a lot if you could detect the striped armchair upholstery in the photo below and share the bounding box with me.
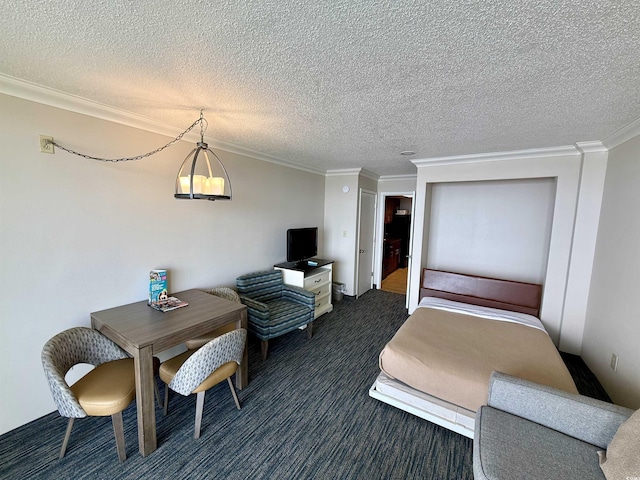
[236,270,315,360]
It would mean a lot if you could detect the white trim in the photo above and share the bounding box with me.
[412,145,581,167]
[0,73,326,176]
[602,116,640,150]
[325,168,379,180]
[375,191,415,305]
[0,73,181,136]
[325,168,364,177]
[359,169,380,182]
[379,174,418,182]
[575,141,608,154]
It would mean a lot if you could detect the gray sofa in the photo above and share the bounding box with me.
[473,372,634,480]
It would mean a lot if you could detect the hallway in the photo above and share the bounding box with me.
[380,267,407,295]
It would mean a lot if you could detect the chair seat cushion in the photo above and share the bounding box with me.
[69,358,135,417]
[160,350,237,394]
[247,299,312,339]
[474,406,605,480]
[185,324,237,350]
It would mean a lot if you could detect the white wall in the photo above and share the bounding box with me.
[323,172,359,295]
[582,133,640,409]
[0,94,326,434]
[427,178,556,285]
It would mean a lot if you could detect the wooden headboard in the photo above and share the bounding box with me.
[420,269,542,317]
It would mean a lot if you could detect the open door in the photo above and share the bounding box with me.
[356,190,377,298]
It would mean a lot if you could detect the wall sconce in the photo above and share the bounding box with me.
[41,110,231,202]
[174,111,231,201]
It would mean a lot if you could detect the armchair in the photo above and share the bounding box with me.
[236,270,315,360]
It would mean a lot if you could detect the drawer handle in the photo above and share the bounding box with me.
[314,290,321,295]
[314,278,322,283]
[315,302,321,307]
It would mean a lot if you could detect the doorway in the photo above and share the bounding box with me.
[381,195,413,296]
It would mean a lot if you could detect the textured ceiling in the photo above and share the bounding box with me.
[1,1,639,176]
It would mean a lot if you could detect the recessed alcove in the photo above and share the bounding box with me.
[410,146,604,351]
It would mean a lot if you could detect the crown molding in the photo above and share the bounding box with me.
[0,73,326,176]
[411,145,581,167]
[378,174,417,182]
[359,169,380,181]
[575,141,608,154]
[324,168,380,181]
[602,116,640,150]
[325,168,363,177]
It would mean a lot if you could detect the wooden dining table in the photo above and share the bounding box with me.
[91,289,247,456]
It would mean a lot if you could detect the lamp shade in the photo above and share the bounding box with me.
[174,142,232,201]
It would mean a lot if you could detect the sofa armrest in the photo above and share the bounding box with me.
[487,372,633,449]
[282,285,316,310]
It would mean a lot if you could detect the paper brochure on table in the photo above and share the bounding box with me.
[149,296,188,312]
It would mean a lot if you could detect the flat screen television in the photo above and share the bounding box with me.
[287,227,318,263]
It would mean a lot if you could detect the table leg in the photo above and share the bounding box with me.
[236,309,248,389]
[134,346,157,455]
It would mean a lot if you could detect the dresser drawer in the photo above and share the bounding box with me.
[309,282,330,298]
[304,268,331,289]
[314,293,331,311]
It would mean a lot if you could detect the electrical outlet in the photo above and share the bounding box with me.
[40,135,54,154]
[610,353,619,372]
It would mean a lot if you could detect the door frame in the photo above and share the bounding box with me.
[375,191,416,307]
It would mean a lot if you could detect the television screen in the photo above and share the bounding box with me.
[287,227,318,262]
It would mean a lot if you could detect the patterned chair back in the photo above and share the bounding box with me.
[41,327,129,418]
[207,287,241,303]
[236,270,284,302]
[169,329,247,396]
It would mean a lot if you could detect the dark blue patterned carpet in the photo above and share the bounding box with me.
[0,289,606,479]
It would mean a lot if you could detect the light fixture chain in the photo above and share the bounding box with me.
[49,118,203,163]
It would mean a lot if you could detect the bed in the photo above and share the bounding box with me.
[369,269,578,438]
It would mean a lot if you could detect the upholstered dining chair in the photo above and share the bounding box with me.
[160,328,247,439]
[41,327,136,462]
[236,270,315,360]
[185,287,242,350]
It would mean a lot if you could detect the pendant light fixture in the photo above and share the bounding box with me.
[174,110,232,201]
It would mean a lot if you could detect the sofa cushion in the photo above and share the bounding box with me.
[598,408,640,480]
[474,406,605,480]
